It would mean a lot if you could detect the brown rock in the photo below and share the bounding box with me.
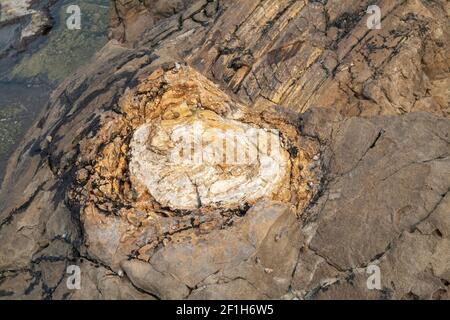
[1,0,449,300]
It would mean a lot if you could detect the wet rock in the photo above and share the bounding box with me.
[0,0,54,57]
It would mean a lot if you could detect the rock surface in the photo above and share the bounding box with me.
[0,0,449,300]
[0,0,55,58]
[108,0,197,44]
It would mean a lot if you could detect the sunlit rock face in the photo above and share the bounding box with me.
[129,105,291,210]
[70,64,320,269]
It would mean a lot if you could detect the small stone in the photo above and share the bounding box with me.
[76,168,89,182]
[264,268,273,274]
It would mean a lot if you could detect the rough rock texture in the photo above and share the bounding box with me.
[0,0,449,299]
[0,0,55,58]
[109,0,450,119]
[108,0,197,44]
